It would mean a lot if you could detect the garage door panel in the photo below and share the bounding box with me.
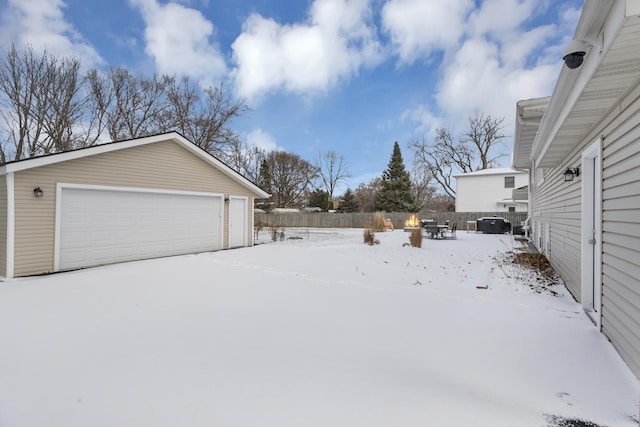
[58,187,221,271]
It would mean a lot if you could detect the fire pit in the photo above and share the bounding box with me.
[404,214,421,232]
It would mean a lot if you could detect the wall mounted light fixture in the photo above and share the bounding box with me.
[224,196,230,203]
[33,187,44,197]
[564,167,580,182]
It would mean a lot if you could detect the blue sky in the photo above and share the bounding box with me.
[0,0,581,192]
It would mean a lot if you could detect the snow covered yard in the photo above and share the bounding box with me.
[0,228,638,427]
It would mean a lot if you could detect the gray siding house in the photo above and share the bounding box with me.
[513,0,640,379]
[0,132,269,278]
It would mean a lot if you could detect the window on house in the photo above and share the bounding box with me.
[504,176,515,188]
[508,206,516,212]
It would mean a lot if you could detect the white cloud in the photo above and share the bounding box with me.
[381,0,474,65]
[500,24,556,67]
[560,4,581,28]
[436,37,559,132]
[231,0,383,102]
[467,0,560,68]
[0,0,102,65]
[467,0,537,38]
[432,2,574,128]
[246,128,278,152]
[129,0,227,86]
[387,0,573,141]
[400,105,441,136]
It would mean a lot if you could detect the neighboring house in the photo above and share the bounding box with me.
[454,168,528,212]
[513,0,640,379]
[0,132,269,278]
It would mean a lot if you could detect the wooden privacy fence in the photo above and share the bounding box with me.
[254,212,528,231]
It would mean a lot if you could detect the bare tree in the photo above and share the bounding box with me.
[82,68,113,147]
[39,55,84,154]
[1,46,250,162]
[0,44,41,162]
[84,71,248,153]
[314,150,350,202]
[220,138,266,182]
[354,177,381,213]
[1,47,55,160]
[410,161,437,212]
[411,113,506,198]
[267,151,318,208]
[464,114,506,169]
[241,145,268,182]
[165,77,248,156]
[0,45,87,162]
[411,130,459,199]
[106,68,172,141]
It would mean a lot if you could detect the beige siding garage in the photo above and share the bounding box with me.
[1,133,268,277]
[0,174,6,278]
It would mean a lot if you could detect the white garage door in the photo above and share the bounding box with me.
[58,187,222,271]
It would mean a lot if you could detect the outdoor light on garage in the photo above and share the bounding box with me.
[564,167,580,182]
[224,196,230,203]
[33,187,43,197]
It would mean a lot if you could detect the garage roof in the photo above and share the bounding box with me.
[0,132,270,198]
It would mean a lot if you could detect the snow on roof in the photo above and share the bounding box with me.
[454,167,526,178]
[271,208,300,213]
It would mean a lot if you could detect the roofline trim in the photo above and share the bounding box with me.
[0,132,270,198]
[453,169,527,178]
[531,0,618,165]
[1,133,173,173]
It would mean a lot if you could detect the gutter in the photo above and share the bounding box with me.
[530,0,615,167]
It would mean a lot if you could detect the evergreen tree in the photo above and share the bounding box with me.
[336,188,359,213]
[307,189,331,211]
[256,159,273,211]
[375,142,417,212]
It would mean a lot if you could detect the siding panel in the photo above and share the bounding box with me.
[602,305,640,376]
[530,158,583,298]
[601,86,640,379]
[530,74,640,379]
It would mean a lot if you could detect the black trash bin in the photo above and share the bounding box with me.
[476,217,511,234]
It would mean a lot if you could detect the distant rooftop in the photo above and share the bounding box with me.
[453,168,526,178]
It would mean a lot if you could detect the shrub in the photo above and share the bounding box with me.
[254,221,267,240]
[363,229,375,245]
[372,211,386,232]
[409,228,422,248]
[271,225,285,241]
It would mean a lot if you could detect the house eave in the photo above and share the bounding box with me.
[513,97,550,170]
[531,0,640,168]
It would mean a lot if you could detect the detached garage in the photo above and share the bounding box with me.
[0,132,269,278]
